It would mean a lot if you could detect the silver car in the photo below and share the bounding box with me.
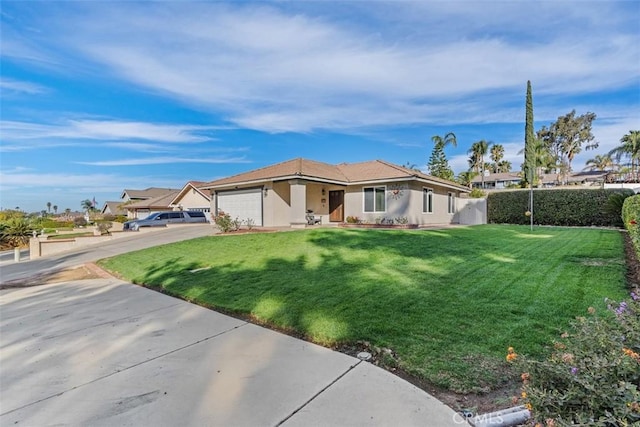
[123,211,208,231]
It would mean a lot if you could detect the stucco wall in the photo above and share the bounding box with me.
[344,181,463,225]
[264,181,291,226]
[173,189,210,211]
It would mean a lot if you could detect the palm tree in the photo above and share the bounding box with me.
[490,144,505,172]
[456,171,478,188]
[609,130,640,181]
[431,132,457,149]
[403,161,421,172]
[1,218,33,261]
[53,205,58,215]
[46,202,51,214]
[584,154,614,172]
[428,132,457,180]
[468,140,490,188]
[496,160,512,173]
[81,199,93,212]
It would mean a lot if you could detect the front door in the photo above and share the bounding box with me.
[329,190,344,222]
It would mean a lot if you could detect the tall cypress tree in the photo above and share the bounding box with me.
[523,80,536,187]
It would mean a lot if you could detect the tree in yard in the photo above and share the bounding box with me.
[523,80,536,187]
[489,144,505,172]
[584,154,614,172]
[428,132,457,181]
[456,171,478,188]
[550,110,598,176]
[81,199,94,212]
[496,160,512,173]
[46,202,51,214]
[468,140,490,188]
[609,130,640,181]
[0,218,34,260]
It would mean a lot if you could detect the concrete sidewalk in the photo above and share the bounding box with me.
[0,279,467,426]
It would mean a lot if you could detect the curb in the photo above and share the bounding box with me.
[469,405,531,427]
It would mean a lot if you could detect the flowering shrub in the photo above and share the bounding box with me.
[214,211,239,233]
[510,293,640,426]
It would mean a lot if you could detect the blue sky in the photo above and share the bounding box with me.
[1,1,639,213]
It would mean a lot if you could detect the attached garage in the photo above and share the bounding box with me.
[216,188,263,226]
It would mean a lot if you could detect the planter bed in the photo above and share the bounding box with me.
[339,223,419,229]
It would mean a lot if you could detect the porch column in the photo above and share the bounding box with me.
[289,179,307,228]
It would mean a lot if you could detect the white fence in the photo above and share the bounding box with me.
[458,198,487,225]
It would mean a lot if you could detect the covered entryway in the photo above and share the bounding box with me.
[216,188,263,226]
[329,190,344,222]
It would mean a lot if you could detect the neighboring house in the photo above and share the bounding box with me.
[471,172,522,189]
[120,187,178,203]
[101,201,127,216]
[472,171,608,189]
[201,158,471,228]
[118,187,179,218]
[124,190,181,219]
[168,181,212,218]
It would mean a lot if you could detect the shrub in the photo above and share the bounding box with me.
[511,293,640,426]
[0,218,34,248]
[346,216,360,224]
[469,188,486,198]
[96,221,113,235]
[488,188,633,227]
[73,217,87,227]
[214,211,238,233]
[113,215,128,223]
[623,195,640,257]
[245,218,255,230]
[394,216,409,224]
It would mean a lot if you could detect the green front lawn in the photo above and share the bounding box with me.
[97,225,628,393]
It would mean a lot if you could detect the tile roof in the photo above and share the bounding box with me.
[101,201,127,215]
[125,190,181,210]
[169,181,212,205]
[121,187,178,200]
[203,158,468,191]
[471,173,521,183]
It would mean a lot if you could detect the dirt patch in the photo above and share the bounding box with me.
[0,263,113,289]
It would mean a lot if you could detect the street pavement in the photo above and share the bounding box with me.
[0,224,215,284]
[0,225,468,426]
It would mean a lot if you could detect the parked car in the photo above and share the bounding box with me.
[123,211,208,231]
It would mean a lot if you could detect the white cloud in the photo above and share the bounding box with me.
[0,77,48,94]
[5,2,636,133]
[76,156,250,166]
[0,119,222,143]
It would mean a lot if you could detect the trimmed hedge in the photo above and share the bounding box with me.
[487,188,633,227]
[623,195,640,255]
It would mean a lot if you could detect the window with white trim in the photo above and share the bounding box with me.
[364,186,386,213]
[423,188,433,213]
[448,192,456,214]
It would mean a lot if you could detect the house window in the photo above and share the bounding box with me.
[423,188,433,213]
[448,192,456,214]
[364,186,386,213]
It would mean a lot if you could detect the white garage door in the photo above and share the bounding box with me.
[217,188,263,226]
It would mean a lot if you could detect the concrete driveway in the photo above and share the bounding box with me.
[0,225,467,426]
[0,224,215,284]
